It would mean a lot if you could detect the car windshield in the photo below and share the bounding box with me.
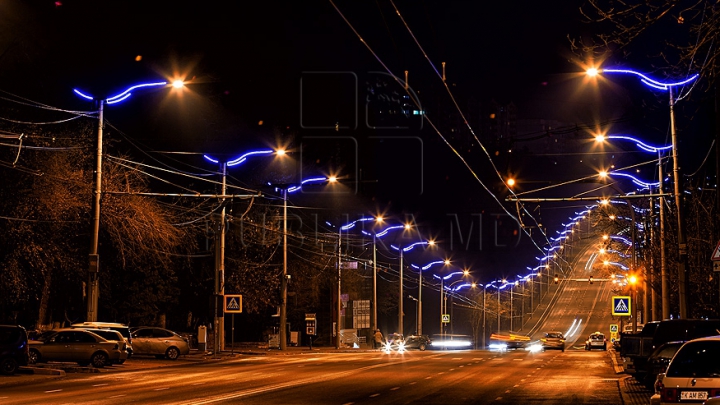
[666,341,720,378]
[591,334,604,340]
[546,333,563,339]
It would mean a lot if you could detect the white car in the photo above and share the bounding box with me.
[585,332,607,351]
[654,336,720,404]
[131,327,190,360]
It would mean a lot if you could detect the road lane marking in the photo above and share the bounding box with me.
[495,397,503,400]
[93,383,109,387]
[409,382,417,385]
[154,387,170,391]
[425,376,432,379]
[452,357,463,360]
[437,372,445,375]
[342,403,354,405]
[390,387,400,391]
[109,394,126,399]
[45,389,62,393]
[505,390,511,393]
[514,384,520,388]
[513,359,523,361]
[370,393,380,397]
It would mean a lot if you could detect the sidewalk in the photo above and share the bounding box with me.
[609,347,653,405]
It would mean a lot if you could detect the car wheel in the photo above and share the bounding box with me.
[0,358,19,375]
[90,352,108,368]
[28,349,40,364]
[166,347,180,360]
[419,343,426,351]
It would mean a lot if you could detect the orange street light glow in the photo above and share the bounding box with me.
[172,80,185,89]
[507,178,516,187]
[586,67,599,77]
[276,149,286,156]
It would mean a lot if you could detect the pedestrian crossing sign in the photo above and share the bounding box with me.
[441,314,450,323]
[612,296,631,316]
[224,294,243,314]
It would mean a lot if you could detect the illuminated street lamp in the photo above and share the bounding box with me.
[433,269,468,338]
[73,80,182,322]
[203,149,281,354]
[588,66,699,319]
[272,175,337,350]
[628,274,639,332]
[410,253,446,336]
[362,220,409,332]
[391,237,431,336]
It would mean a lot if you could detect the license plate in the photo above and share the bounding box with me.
[680,391,708,400]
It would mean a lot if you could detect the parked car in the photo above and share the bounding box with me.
[0,325,29,375]
[403,334,431,351]
[653,336,720,404]
[70,322,133,357]
[81,328,130,364]
[585,332,607,350]
[638,341,685,390]
[130,327,190,360]
[28,329,124,368]
[540,331,566,351]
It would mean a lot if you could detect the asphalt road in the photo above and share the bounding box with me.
[0,349,623,405]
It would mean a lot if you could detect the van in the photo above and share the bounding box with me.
[0,325,29,375]
[71,322,133,357]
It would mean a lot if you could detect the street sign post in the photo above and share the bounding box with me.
[612,296,631,316]
[224,294,242,313]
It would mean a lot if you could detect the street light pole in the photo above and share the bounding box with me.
[373,235,378,332]
[399,248,404,336]
[280,188,288,351]
[74,80,174,322]
[669,87,689,318]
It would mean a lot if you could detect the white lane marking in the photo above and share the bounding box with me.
[514,384,520,388]
[425,376,432,379]
[93,383,108,387]
[45,389,62,393]
[109,394,126,399]
[409,382,417,385]
[369,393,380,398]
[513,359,523,361]
[192,382,203,386]
[520,379,526,382]
[495,397,503,401]
[390,387,400,391]
[342,403,354,405]
[154,387,170,391]
[438,372,445,375]
[505,390,511,393]
[472,358,483,360]
[452,357,463,360]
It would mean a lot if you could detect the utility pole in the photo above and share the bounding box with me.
[280,189,288,350]
[336,230,342,349]
[87,100,104,322]
[214,163,227,355]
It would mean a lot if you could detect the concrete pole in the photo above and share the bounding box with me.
[280,189,288,350]
[670,87,689,319]
[659,157,669,319]
[398,249,403,335]
[87,99,104,322]
[336,229,341,349]
[418,269,423,336]
[373,236,378,332]
[218,163,227,353]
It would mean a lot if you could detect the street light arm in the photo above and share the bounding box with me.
[601,69,699,90]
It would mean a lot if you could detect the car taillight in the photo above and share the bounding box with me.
[660,387,678,402]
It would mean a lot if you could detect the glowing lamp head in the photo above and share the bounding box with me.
[600,199,609,206]
[599,248,606,254]
[602,235,609,240]
[172,80,185,89]
[507,178,515,187]
[463,270,470,276]
[276,149,286,156]
[603,260,609,266]
[428,240,436,246]
[586,67,599,77]
[628,275,638,284]
[598,171,608,179]
[327,176,338,183]
[444,259,451,265]
[375,216,384,223]
[609,215,616,220]
[595,134,605,143]
[404,223,412,230]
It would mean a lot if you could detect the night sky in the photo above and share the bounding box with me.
[1,1,711,282]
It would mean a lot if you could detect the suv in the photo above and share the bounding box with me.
[0,325,29,375]
[71,322,133,357]
[652,336,720,404]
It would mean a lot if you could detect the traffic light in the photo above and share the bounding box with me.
[554,274,559,284]
[589,275,594,284]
